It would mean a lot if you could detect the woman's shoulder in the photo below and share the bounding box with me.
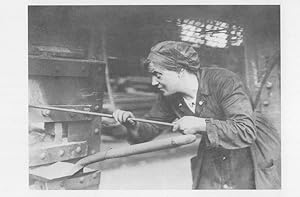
[201,66,238,78]
[200,67,241,89]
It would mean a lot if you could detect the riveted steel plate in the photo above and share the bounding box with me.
[67,119,101,155]
[30,170,101,190]
[29,140,88,167]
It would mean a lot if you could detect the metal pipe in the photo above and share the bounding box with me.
[76,134,196,166]
[29,104,174,127]
[49,104,92,107]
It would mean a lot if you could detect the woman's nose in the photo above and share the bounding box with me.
[152,76,159,86]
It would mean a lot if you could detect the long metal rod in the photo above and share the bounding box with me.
[49,104,92,107]
[29,105,174,127]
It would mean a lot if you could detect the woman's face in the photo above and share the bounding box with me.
[148,62,181,96]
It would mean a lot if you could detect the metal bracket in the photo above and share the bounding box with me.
[29,140,88,167]
[30,170,100,190]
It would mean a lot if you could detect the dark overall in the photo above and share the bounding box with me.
[128,67,280,189]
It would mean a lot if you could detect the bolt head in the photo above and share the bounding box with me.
[83,107,91,112]
[59,150,65,157]
[40,152,46,160]
[263,100,270,106]
[94,128,99,134]
[41,110,50,117]
[266,81,273,89]
[79,177,84,183]
[94,105,100,111]
[75,146,81,153]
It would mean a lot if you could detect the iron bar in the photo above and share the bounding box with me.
[29,105,174,127]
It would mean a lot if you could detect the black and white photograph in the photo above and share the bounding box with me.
[27,5,281,190]
[1,1,300,195]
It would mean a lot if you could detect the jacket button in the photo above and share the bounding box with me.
[178,103,182,107]
[222,156,226,160]
[223,184,229,189]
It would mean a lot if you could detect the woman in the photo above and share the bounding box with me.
[113,41,280,189]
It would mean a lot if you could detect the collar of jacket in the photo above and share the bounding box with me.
[167,68,210,114]
[168,68,210,99]
[197,68,210,96]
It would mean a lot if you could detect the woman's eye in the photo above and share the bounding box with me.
[152,72,162,79]
[151,71,162,79]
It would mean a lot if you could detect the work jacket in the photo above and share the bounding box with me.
[127,67,280,189]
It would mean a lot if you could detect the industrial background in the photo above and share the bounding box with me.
[28,5,280,189]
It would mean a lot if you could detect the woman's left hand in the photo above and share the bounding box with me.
[172,116,206,135]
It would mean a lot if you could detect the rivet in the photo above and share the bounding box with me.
[40,152,46,160]
[199,100,204,106]
[266,81,273,89]
[94,128,99,134]
[75,146,81,153]
[91,149,96,154]
[41,110,50,117]
[94,105,100,111]
[79,177,84,183]
[263,100,269,106]
[59,150,65,157]
[92,173,98,179]
[178,103,182,107]
[83,107,91,112]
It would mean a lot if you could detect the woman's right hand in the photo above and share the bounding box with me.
[112,109,138,129]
